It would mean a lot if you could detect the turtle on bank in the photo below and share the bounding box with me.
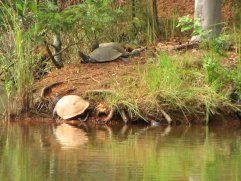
[53,95,90,121]
[79,42,145,63]
[90,42,128,56]
[52,93,124,124]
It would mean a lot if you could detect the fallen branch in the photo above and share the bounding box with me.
[85,89,115,96]
[45,38,84,62]
[172,42,199,51]
[40,81,64,100]
[44,41,63,69]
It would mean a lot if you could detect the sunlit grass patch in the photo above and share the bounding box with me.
[107,51,239,123]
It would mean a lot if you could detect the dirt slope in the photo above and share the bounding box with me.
[157,0,234,21]
[34,57,145,99]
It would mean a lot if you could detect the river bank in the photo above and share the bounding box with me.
[31,43,241,125]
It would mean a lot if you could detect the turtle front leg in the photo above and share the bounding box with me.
[77,112,90,122]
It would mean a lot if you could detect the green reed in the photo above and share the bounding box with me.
[0,2,35,116]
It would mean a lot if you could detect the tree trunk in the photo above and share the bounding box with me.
[192,0,222,41]
[53,33,63,68]
[51,0,64,68]
[152,0,160,34]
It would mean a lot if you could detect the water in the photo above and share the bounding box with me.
[0,121,241,181]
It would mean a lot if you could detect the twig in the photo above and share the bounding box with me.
[90,76,100,83]
[74,81,89,85]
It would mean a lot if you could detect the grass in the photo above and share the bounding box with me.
[100,50,240,124]
[0,2,35,116]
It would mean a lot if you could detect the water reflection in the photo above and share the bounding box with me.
[0,121,241,181]
[54,123,89,149]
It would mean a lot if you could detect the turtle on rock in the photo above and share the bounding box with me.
[79,42,145,63]
[53,95,90,121]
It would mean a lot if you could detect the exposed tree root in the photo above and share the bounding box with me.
[97,107,115,124]
[159,108,172,124]
[119,109,129,123]
[34,81,76,113]
[85,90,130,124]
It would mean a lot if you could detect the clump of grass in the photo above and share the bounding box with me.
[0,2,35,115]
[104,51,238,124]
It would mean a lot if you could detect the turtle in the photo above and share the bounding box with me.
[53,95,90,121]
[79,42,145,63]
[91,42,128,56]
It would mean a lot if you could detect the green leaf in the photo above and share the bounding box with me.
[181,26,192,32]
[16,3,23,12]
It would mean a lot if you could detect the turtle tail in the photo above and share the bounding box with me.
[79,51,91,63]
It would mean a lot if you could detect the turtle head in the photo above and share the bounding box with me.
[129,47,146,57]
[79,51,91,63]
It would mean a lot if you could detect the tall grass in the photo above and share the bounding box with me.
[106,51,237,124]
[0,2,35,116]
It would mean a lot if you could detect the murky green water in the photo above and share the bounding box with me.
[0,121,241,181]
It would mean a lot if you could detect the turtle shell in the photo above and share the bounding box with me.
[99,42,128,55]
[54,95,89,120]
[89,46,122,62]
